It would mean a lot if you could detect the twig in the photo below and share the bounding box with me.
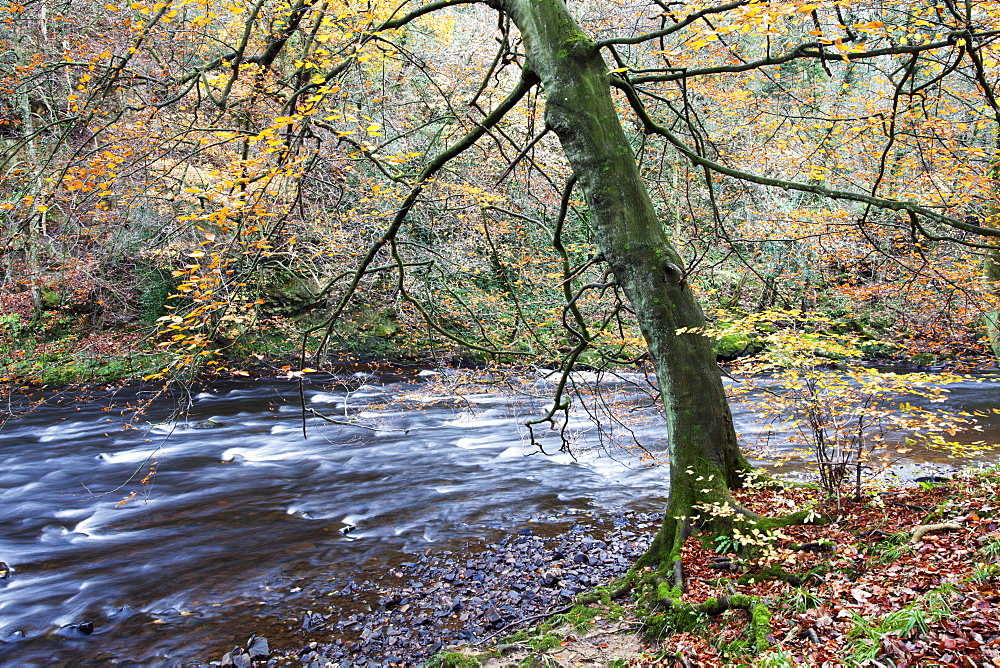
[79,421,175,499]
[305,408,405,432]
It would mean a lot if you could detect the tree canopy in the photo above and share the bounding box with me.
[5,0,1000,367]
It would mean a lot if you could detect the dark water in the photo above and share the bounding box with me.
[0,368,996,665]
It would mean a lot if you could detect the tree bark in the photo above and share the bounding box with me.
[498,0,753,567]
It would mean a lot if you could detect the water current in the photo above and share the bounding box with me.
[0,367,996,665]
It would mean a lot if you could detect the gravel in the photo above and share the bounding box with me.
[262,510,660,667]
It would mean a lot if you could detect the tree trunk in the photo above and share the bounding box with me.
[499,0,753,568]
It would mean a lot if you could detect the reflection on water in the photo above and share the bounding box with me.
[0,368,996,664]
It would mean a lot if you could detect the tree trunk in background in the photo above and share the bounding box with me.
[500,0,753,567]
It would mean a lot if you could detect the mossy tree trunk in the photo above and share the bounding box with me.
[498,0,754,571]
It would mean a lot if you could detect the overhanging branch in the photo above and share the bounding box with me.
[611,77,1000,242]
[307,70,539,360]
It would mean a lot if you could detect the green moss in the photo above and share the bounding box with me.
[697,597,771,657]
[643,612,668,638]
[720,637,749,656]
[646,594,708,636]
[425,651,481,668]
[527,633,562,651]
[551,603,603,632]
[505,630,530,644]
[665,605,706,634]
[605,602,625,619]
[714,331,763,360]
[749,601,772,653]
[656,581,680,602]
[756,508,833,530]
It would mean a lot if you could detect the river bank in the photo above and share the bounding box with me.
[4,303,998,392]
[0,373,676,665]
[207,465,1000,667]
[228,509,661,667]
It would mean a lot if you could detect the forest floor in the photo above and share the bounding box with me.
[413,468,1000,667]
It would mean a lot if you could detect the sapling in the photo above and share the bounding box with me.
[700,311,983,498]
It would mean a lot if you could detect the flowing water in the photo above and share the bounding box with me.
[0,367,996,665]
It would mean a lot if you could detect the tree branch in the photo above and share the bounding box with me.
[611,77,1000,240]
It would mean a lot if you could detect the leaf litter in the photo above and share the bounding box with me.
[449,467,1000,666]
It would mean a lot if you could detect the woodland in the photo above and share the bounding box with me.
[3,0,1000,664]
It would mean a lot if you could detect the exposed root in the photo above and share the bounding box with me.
[910,522,963,543]
[757,508,835,530]
[794,540,836,553]
[650,592,773,655]
[480,578,637,645]
[627,503,834,657]
[477,603,576,644]
[736,564,827,587]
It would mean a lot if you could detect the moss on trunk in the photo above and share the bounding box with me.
[499,0,753,576]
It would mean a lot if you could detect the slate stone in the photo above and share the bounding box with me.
[248,636,270,658]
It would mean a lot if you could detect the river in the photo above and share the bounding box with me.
[0,366,996,665]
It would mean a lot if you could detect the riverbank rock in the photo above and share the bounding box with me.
[220,650,252,667]
[219,635,270,666]
[248,636,270,658]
